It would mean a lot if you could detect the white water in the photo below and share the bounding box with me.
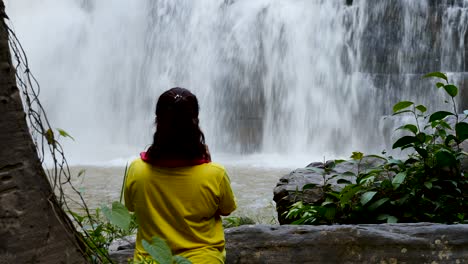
[5,0,468,166]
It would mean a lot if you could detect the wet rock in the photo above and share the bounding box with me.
[110,224,468,263]
[273,158,385,224]
[108,236,135,263]
[225,224,468,264]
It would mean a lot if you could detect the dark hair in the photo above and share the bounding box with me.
[146,87,211,162]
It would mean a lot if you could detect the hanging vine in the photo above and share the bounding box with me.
[5,20,114,263]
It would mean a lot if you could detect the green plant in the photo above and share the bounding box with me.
[286,72,468,225]
[70,202,138,262]
[136,237,191,264]
[222,216,256,228]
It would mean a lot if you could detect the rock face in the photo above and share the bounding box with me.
[110,224,468,263]
[273,158,384,224]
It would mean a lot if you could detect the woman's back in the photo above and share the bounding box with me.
[125,158,237,263]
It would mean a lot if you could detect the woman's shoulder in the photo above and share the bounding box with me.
[199,161,228,174]
[129,157,145,167]
[127,158,151,172]
[204,162,225,171]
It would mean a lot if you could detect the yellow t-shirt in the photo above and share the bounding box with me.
[124,158,237,263]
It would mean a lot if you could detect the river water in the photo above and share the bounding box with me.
[65,154,308,223]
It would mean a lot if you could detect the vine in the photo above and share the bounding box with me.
[6,20,113,263]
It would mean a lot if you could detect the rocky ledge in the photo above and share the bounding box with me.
[110,223,468,263]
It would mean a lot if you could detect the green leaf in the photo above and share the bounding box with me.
[397,194,410,206]
[321,198,335,206]
[429,111,454,122]
[424,182,433,189]
[396,124,418,135]
[376,214,398,223]
[142,237,173,264]
[438,120,453,130]
[173,255,192,264]
[392,136,418,149]
[101,202,132,231]
[392,172,406,189]
[455,122,468,142]
[445,135,459,146]
[436,82,445,88]
[341,171,356,177]
[57,128,75,141]
[324,207,336,220]
[443,84,458,97]
[392,110,414,116]
[388,159,404,166]
[435,149,457,167]
[416,133,426,143]
[415,147,428,158]
[45,128,55,145]
[368,198,390,211]
[325,161,336,170]
[364,154,387,161]
[423,72,448,82]
[77,169,86,178]
[393,101,414,113]
[387,216,398,223]
[415,105,427,113]
[337,179,352,184]
[360,191,377,206]
[340,185,361,205]
[350,152,364,160]
[68,211,85,223]
[101,205,112,222]
[302,183,318,190]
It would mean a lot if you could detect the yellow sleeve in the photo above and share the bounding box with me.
[218,172,237,216]
[124,161,135,212]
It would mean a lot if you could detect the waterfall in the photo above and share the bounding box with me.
[5,0,468,165]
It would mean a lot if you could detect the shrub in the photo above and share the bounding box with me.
[286,72,468,225]
[70,202,138,262]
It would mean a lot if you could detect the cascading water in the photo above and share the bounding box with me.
[5,0,468,166]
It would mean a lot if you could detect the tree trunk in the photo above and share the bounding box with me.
[0,2,87,263]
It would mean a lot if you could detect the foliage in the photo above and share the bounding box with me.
[8,19,109,261]
[222,216,256,228]
[286,72,468,225]
[70,202,138,262]
[73,201,193,264]
[139,237,191,264]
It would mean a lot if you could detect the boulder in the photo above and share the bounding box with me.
[225,224,468,264]
[108,236,135,263]
[273,158,384,224]
[110,224,468,263]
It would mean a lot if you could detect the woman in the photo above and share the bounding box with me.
[124,87,237,263]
